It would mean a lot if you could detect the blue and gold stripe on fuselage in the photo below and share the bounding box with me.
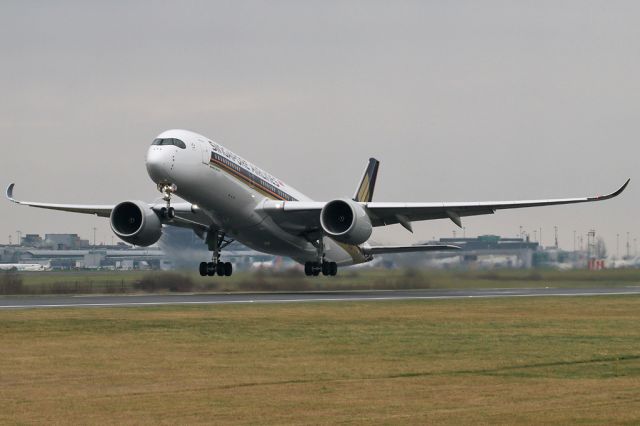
[209,152,297,202]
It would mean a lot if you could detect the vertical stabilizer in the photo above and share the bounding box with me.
[353,158,380,202]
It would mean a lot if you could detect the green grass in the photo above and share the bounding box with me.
[3,267,640,295]
[1,296,640,424]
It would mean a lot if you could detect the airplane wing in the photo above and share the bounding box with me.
[364,178,630,229]
[6,183,114,217]
[260,179,630,233]
[5,183,211,232]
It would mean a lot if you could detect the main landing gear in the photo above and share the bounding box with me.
[304,234,338,276]
[304,261,338,276]
[199,230,234,277]
[199,260,233,277]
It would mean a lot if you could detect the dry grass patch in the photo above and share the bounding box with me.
[0,297,639,424]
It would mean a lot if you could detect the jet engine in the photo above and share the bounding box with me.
[110,201,162,246]
[320,199,372,245]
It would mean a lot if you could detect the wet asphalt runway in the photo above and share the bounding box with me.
[1,286,639,309]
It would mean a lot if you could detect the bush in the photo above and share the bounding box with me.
[0,271,24,295]
[134,272,195,292]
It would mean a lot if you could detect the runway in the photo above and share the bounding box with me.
[1,286,640,309]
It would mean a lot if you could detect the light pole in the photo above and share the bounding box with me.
[573,230,576,252]
[627,232,630,258]
[539,227,542,247]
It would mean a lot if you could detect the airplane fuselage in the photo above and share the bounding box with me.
[145,129,366,266]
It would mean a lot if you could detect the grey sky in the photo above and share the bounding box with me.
[1,1,638,254]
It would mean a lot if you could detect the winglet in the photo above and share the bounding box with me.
[589,178,630,201]
[6,183,16,203]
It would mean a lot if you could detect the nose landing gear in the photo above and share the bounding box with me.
[157,183,177,220]
[199,230,234,277]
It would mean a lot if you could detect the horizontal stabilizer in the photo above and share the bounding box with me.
[363,244,460,255]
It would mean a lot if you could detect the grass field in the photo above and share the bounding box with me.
[1,296,640,424]
[3,267,640,295]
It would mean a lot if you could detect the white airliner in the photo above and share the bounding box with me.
[0,263,49,272]
[6,129,629,277]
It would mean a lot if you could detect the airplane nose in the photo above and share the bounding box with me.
[146,147,172,183]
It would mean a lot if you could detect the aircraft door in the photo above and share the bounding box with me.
[199,140,210,165]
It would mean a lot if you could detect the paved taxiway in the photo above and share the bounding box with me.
[1,287,639,309]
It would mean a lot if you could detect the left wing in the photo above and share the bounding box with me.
[365,178,630,228]
[260,179,630,233]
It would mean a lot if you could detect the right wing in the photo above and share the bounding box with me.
[6,183,212,233]
[6,183,113,217]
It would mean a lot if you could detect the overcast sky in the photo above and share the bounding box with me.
[1,1,638,255]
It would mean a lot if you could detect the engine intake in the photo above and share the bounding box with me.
[110,201,162,246]
[320,199,372,245]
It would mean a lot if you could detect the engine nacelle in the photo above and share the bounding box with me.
[320,198,373,245]
[110,201,162,247]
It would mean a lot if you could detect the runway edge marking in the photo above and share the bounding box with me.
[1,289,640,309]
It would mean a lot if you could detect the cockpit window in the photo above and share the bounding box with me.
[152,138,186,149]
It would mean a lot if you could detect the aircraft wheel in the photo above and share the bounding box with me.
[224,262,233,276]
[206,262,216,277]
[312,263,321,276]
[304,262,313,276]
[216,262,226,276]
[167,207,176,219]
[322,262,330,276]
[330,262,338,276]
[199,262,208,277]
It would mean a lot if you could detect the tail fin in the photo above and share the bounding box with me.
[353,158,380,202]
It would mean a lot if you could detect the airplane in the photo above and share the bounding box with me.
[6,129,629,277]
[0,263,49,272]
